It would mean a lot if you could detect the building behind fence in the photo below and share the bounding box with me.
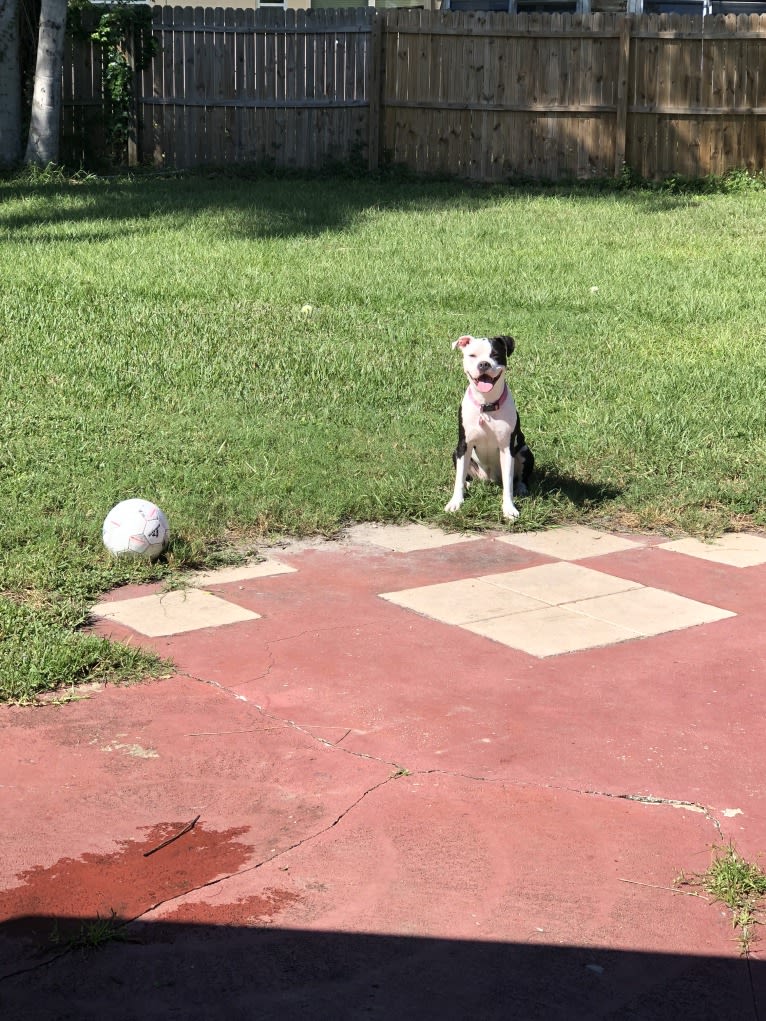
[62,9,766,180]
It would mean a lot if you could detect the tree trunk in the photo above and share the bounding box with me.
[24,0,68,166]
[0,0,22,167]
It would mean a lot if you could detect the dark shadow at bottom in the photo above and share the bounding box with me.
[1,916,763,1020]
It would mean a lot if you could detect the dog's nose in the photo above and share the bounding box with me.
[477,361,492,373]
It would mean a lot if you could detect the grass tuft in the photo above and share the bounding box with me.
[50,910,130,954]
[677,844,766,955]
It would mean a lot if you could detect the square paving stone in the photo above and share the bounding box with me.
[380,578,546,625]
[480,562,643,605]
[188,559,296,588]
[350,523,482,553]
[462,605,638,657]
[660,533,766,569]
[566,586,735,637]
[496,525,641,561]
[91,588,260,637]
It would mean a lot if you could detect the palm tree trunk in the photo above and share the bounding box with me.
[25,0,68,166]
[0,0,22,166]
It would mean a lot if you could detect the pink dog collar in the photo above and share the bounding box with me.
[468,383,508,414]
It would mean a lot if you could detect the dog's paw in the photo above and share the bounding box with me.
[445,497,464,513]
[502,501,520,521]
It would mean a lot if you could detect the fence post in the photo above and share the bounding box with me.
[367,10,384,172]
[614,15,631,177]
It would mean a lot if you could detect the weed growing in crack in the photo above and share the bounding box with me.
[50,910,129,954]
[676,843,766,955]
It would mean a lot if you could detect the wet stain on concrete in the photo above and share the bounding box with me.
[157,887,301,927]
[1,822,254,948]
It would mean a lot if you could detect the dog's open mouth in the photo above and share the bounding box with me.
[474,372,500,394]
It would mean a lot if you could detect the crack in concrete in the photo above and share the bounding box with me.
[126,771,397,926]
[179,670,405,771]
[179,671,732,841]
[572,787,726,840]
[0,947,72,983]
[177,616,384,688]
[126,769,730,938]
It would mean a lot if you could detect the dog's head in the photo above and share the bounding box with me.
[453,335,515,394]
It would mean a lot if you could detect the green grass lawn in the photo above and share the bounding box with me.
[1,169,765,702]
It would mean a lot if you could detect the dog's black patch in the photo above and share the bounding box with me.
[489,335,515,364]
[511,415,534,488]
[510,416,526,457]
[453,407,467,466]
[516,446,534,487]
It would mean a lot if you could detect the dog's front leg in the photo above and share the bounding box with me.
[499,446,519,520]
[445,448,471,513]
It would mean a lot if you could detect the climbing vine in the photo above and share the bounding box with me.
[70,0,157,163]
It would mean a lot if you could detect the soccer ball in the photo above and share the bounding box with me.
[102,499,170,560]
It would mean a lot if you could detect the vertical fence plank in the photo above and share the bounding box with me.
[284,7,296,167]
[368,11,383,171]
[180,7,193,166]
[162,6,175,167]
[135,13,151,165]
[755,15,766,171]
[303,9,315,167]
[170,6,184,168]
[614,15,630,176]
[295,8,307,168]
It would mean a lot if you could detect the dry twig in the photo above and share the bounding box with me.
[143,815,201,858]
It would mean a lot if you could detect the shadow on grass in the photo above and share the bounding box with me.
[0,169,710,245]
[1,915,761,1020]
[533,466,622,509]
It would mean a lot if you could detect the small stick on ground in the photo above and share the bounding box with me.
[143,815,201,858]
[618,878,710,900]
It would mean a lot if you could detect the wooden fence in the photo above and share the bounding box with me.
[61,8,766,180]
[138,8,374,169]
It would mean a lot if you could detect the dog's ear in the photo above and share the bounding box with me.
[453,335,473,350]
[492,335,516,357]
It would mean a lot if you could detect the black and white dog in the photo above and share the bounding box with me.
[445,334,534,521]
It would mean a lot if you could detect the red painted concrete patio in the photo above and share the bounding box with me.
[2,524,765,1019]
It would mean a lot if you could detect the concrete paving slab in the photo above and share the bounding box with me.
[90,588,260,637]
[349,522,482,552]
[380,559,734,656]
[481,561,643,604]
[0,773,759,1020]
[462,603,639,656]
[380,577,546,625]
[660,532,766,568]
[0,678,390,968]
[187,558,297,587]
[567,586,735,637]
[495,525,642,561]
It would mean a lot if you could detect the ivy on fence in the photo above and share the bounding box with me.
[68,0,156,164]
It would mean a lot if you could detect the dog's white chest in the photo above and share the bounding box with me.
[461,393,517,479]
[461,395,517,446]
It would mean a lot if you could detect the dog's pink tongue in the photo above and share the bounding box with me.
[477,380,494,394]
